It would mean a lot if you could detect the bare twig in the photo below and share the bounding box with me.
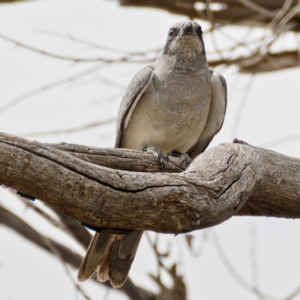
[267,0,294,29]
[261,133,300,148]
[238,0,277,18]
[211,230,277,300]
[0,32,154,63]
[52,208,92,249]
[249,222,259,289]
[0,64,106,116]
[0,204,155,300]
[21,118,115,138]
[36,29,162,56]
[285,285,300,300]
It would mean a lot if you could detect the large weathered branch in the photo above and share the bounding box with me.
[0,132,299,234]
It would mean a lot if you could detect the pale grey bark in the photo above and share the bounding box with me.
[0,132,299,234]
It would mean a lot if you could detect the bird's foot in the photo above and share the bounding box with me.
[144,146,169,167]
[170,151,192,169]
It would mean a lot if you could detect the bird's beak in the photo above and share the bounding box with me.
[179,22,195,38]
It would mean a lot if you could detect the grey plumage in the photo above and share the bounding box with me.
[78,20,227,288]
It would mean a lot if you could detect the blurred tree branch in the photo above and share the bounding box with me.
[1,0,299,73]
[0,1,299,76]
[119,0,300,30]
[0,205,157,300]
[119,0,300,72]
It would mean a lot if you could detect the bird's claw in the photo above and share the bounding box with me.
[144,146,169,167]
[170,151,192,169]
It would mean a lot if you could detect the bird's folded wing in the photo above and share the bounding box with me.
[188,69,227,159]
[115,66,154,148]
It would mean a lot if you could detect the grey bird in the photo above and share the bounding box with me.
[78,20,227,288]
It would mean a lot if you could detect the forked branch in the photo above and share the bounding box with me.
[0,132,299,234]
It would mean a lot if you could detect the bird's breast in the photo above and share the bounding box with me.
[121,71,211,154]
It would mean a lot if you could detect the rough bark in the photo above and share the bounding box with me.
[0,132,299,234]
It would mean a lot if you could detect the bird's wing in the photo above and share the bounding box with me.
[115,65,154,148]
[187,69,227,159]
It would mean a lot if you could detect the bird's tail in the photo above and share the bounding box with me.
[78,230,143,288]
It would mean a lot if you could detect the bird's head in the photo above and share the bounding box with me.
[163,21,205,62]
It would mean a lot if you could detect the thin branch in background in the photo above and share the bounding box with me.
[62,75,126,92]
[0,64,106,116]
[0,32,154,63]
[36,29,162,56]
[261,133,300,148]
[145,232,187,300]
[174,235,184,275]
[196,0,300,72]
[211,230,278,300]
[230,72,256,140]
[213,26,257,55]
[88,90,124,105]
[18,193,92,250]
[0,205,84,266]
[101,289,110,300]
[182,231,207,258]
[91,73,126,89]
[249,221,259,289]
[21,118,115,138]
[263,22,297,52]
[42,232,91,300]
[145,232,162,282]
[240,26,292,69]
[276,4,300,29]
[0,204,91,300]
[194,231,207,257]
[285,285,300,300]
[204,1,232,64]
[244,2,300,66]
[1,203,156,300]
[208,25,264,67]
[296,27,300,61]
[15,192,93,261]
[267,0,294,29]
[205,0,214,28]
[50,207,92,249]
[237,0,277,18]
[17,196,63,230]
[210,27,228,64]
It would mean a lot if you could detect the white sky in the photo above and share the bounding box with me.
[0,1,300,300]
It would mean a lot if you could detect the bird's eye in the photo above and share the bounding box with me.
[196,26,202,37]
[168,29,175,37]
